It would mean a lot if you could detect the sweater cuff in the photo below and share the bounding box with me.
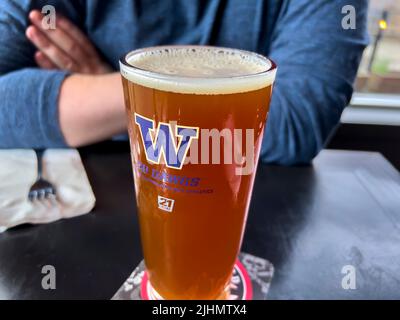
[39,70,70,147]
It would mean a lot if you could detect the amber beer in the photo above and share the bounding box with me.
[120,46,276,299]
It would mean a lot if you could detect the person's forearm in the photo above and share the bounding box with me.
[59,72,126,147]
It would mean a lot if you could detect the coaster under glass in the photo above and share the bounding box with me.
[112,252,274,300]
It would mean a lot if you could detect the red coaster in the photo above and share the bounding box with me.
[141,260,253,300]
[112,253,274,300]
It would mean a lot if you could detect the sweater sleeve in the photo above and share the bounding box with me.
[260,0,369,165]
[0,0,70,148]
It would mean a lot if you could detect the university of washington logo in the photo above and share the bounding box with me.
[135,113,199,170]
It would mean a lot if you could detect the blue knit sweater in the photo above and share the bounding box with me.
[0,0,369,165]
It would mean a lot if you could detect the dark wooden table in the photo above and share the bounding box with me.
[0,143,399,300]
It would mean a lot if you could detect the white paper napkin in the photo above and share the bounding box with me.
[0,149,96,233]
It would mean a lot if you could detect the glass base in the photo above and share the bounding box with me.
[142,278,230,300]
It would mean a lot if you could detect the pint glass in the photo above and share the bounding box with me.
[120,46,276,300]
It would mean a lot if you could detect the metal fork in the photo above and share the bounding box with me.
[28,149,57,201]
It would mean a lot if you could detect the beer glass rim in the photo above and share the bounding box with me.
[119,45,277,95]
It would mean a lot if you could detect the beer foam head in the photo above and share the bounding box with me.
[120,46,276,94]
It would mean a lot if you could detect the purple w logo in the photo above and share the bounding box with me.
[135,113,199,169]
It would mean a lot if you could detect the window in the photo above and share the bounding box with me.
[356,0,400,94]
[342,0,400,126]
